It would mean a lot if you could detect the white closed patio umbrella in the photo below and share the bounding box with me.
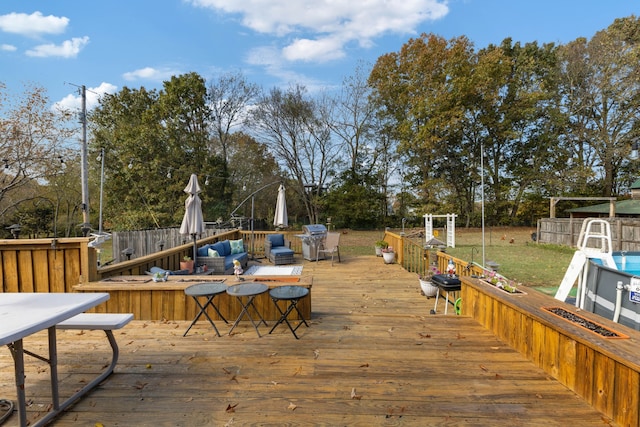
[273,184,288,229]
[180,174,205,261]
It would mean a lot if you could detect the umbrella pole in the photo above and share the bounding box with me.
[250,194,260,262]
[192,234,198,268]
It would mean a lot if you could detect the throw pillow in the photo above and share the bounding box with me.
[208,248,220,258]
[230,239,244,254]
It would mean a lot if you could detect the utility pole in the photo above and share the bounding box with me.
[79,85,91,236]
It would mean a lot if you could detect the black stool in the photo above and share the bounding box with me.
[183,282,229,336]
[269,286,309,339]
[227,283,269,337]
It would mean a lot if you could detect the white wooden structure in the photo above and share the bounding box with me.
[423,214,457,248]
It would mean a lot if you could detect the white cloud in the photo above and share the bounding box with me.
[188,0,449,62]
[1,44,17,52]
[0,11,69,37]
[282,36,346,62]
[122,67,181,82]
[54,82,118,112]
[26,36,89,58]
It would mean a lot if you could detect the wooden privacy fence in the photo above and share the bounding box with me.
[538,217,640,251]
[0,238,94,293]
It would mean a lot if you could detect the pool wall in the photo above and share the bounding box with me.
[584,252,640,330]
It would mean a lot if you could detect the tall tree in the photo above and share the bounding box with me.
[90,73,225,230]
[558,16,640,197]
[0,83,74,225]
[252,84,339,224]
[207,72,261,208]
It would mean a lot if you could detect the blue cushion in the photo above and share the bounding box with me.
[220,240,231,256]
[197,244,211,257]
[211,242,226,256]
[268,234,285,247]
[271,247,293,255]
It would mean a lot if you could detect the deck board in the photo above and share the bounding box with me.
[0,256,615,426]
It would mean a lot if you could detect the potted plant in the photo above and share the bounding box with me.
[375,240,389,257]
[381,246,395,264]
[180,255,194,274]
[418,266,440,297]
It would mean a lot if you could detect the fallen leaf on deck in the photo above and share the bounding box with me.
[134,381,148,390]
[387,327,394,333]
[288,402,297,410]
[146,364,152,369]
[419,332,431,338]
[351,387,362,400]
[313,349,320,359]
[224,417,234,426]
[184,397,193,402]
[293,366,303,376]
[226,403,238,413]
[479,365,488,372]
[359,363,369,368]
[490,346,500,350]
[457,333,465,339]
[95,423,104,427]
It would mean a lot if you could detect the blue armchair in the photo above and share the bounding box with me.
[265,234,295,265]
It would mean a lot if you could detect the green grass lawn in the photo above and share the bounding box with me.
[419,227,575,295]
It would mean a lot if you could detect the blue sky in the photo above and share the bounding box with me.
[1,0,638,113]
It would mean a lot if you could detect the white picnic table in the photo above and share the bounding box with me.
[0,292,110,426]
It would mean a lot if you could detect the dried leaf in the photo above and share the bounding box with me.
[351,387,362,400]
[313,349,320,359]
[95,423,104,427]
[226,403,238,413]
[146,364,152,369]
[479,365,488,372]
[288,402,297,411]
[359,363,369,368]
[490,346,500,350]
[293,366,303,376]
[134,381,148,390]
[457,333,465,339]
[419,332,431,338]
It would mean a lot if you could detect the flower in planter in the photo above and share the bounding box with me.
[381,246,394,253]
[484,270,520,293]
[418,266,440,281]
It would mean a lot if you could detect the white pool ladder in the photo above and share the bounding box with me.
[555,219,616,304]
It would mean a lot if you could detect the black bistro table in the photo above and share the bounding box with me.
[226,282,269,337]
[269,285,310,339]
[183,282,229,337]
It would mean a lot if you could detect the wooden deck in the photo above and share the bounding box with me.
[0,256,616,426]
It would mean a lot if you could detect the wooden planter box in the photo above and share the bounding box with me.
[74,275,312,322]
[460,277,640,427]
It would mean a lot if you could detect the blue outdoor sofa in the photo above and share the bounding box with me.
[196,239,248,275]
